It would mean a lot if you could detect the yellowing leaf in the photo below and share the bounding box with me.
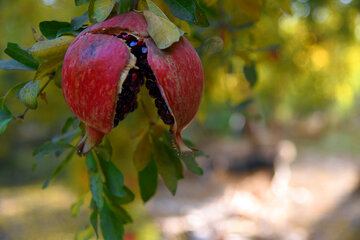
[89,0,116,23]
[133,131,152,171]
[34,57,63,80]
[280,0,292,15]
[237,0,263,21]
[146,0,169,19]
[143,10,183,49]
[28,36,74,60]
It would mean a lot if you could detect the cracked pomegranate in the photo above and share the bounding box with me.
[62,12,203,156]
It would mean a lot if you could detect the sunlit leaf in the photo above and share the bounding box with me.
[237,0,263,21]
[28,36,74,60]
[34,58,63,81]
[89,0,116,23]
[42,149,76,189]
[280,0,292,15]
[143,10,183,49]
[18,80,39,109]
[75,225,94,240]
[138,158,158,202]
[111,204,132,224]
[39,21,72,40]
[243,61,258,88]
[146,0,169,19]
[100,200,124,240]
[133,131,152,171]
[0,105,13,135]
[71,193,87,217]
[4,43,39,69]
[0,59,36,71]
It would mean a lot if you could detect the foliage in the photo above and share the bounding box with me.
[4,0,360,239]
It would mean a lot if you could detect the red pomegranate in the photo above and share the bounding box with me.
[62,12,204,156]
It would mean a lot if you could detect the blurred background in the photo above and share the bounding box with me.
[1,0,360,239]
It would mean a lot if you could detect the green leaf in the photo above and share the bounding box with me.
[143,10,183,49]
[75,225,94,240]
[194,2,209,27]
[53,65,62,88]
[138,158,158,202]
[0,81,29,110]
[0,106,13,135]
[98,157,126,198]
[89,172,104,210]
[62,116,77,134]
[115,0,132,14]
[111,204,132,224]
[71,12,89,30]
[28,36,74,60]
[75,0,90,6]
[55,27,83,38]
[180,154,203,175]
[85,151,98,172]
[0,59,36,71]
[133,131,152,171]
[39,21,72,40]
[32,140,74,170]
[89,0,116,23]
[243,61,258,88]
[100,201,124,240]
[42,149,76,189]
[151,133,183,195]
[71,193,86,217]
[105,185,134,205]
[163,0,197,22]
[17,80,39,109]
[4,42,39,69]
[90,200,99,238]
[33,141,74,156]
[234,99,254,112]
[94,137,112,161]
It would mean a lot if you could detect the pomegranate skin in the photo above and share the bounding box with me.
[62,33,129,134]
[62,12,204,155]
[146,38,203,154]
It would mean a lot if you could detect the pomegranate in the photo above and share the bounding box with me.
[62,12,203,156]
